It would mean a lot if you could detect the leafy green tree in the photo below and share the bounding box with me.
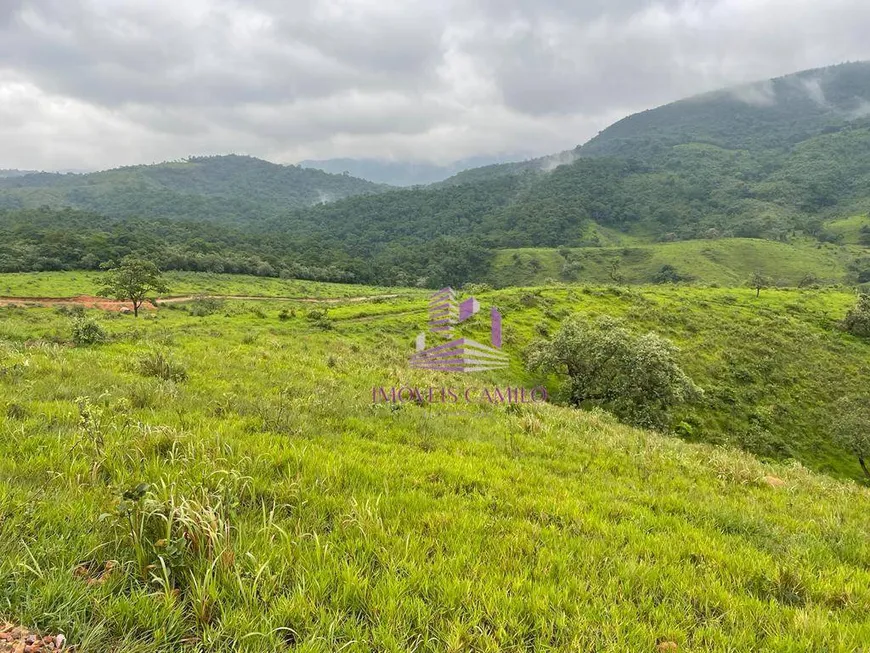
[832,396,870,479]
[859,225,870,246]
[841,294,870,338]
[749,271,772,298]
[653,264,690,284]
[527,316,701,430]
[99,257,168,317]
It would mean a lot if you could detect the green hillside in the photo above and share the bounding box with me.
[489,238,867,287]
[0,274,868,650]
[580,61,870,157]
[0,155,386,224]
[1,273,867,479]
[3,65,870,286]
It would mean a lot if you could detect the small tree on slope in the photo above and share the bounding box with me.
[100,257,168,317]
[749,271,772,298]
[832,396,870,479]
[841,294,870,338]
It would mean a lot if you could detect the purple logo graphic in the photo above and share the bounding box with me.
[410,287,509,372]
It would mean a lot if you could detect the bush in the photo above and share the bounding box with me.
[527,316,702,430]
[306,308,333,330]
[798,273,821,288]
[187,297,224,317]
[461,283,493,295]
[56,304,85,317]
[653,264,691,284]
[841,294,870,338]
[138,351,188,382]
[72,316,108,346]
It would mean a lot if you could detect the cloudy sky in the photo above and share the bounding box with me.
[2,0,870,171]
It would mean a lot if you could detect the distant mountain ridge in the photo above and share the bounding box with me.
[0,169,40,178]
[0,155,388,223]
[299,154,533,186]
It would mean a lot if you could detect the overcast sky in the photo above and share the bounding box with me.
[2,0,870,171]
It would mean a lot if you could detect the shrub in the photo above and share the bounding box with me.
[72,316,108,346]
[519,293,540,308]
[56,304,85,317]
[841,294,870,338]
[527,316,702,430]
[798,273,821,288]
[461,283,493,294]
[138,351,188,382]
[306,308,333,330]
[187,297,224,317]
[653,264,691,284]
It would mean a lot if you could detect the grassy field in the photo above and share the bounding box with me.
[1,273,869,650]
[827,215,870,245]
[489,238,865,287]
[0,271,411,300]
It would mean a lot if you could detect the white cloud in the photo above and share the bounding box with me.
[2,0,870,170]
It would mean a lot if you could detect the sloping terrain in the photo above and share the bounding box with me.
[489,238,867,287]
[0,155,387,224]
[0,276,868,651]
[2,63,870,287]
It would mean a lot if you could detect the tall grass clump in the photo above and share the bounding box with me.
[138,351,188,382]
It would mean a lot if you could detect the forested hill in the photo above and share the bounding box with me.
[0,155,388,224]
[441,61,870,181]
[0,169,39,178]
[2,63,870,286]
[302,61,870,248]
[579,61,870,158]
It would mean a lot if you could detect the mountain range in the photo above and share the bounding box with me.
[1,61,869,286]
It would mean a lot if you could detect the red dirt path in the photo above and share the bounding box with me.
[0,294,400,311]
[0,295,147,311]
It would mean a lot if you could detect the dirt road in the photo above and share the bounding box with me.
[0,293,401,311]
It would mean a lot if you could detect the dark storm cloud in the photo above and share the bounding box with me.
[2,0,870,170]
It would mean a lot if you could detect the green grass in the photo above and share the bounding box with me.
[490,285,869,480]
[827,215,870,245]
[0,275,869,651]
[0,271,412,300]
[490,238,866,287]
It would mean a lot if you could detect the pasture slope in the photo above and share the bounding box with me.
[489,238,865,288]
[0,272,868,652]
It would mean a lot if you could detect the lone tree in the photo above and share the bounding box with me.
[749,271,772,298]
[527,316,701,430]
[100,257,168,317]
[607,258,625,284]
[832,396,870,479]
[841,293,870,338]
